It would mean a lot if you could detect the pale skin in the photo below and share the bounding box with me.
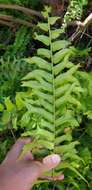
[0,138,64,190]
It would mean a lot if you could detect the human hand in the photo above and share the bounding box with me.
[0,138,64,190]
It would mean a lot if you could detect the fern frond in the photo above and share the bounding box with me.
[16,7,87,183]
[4,26,31,58]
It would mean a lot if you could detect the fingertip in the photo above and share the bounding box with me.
[43,154,61,170]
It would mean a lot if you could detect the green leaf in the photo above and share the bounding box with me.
[42,6,51,18]
[85,111,92,119]
[2,111,11,125]
[51,29,62,39]
[49,16,60,25]
[55,141,79,154]
[52,40,70,52]
[16,93,24,110]
[0,103,4,111]
[53,48,71,64]
[25,105,53,123]
[37,48,51,59]
[80,147,91,165]
[24,57,51,71]
[58,162,89,185]
[54,55,69,75]
[21,112,30,127]
[23,69,52,83]
[37,23,48,32]
[55,133,72,145]
[35,33,50,46]
[12,117,17,129]
[5,97,14,112]
[22,80,52,93]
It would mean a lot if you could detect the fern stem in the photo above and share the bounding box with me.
[48,14,56,153]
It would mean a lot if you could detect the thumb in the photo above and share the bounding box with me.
[41,154,64,181]
[24,154,63,189]
[28,154,61,180]
[42,154,61,172]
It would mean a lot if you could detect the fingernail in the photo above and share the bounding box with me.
[43,154,61,165]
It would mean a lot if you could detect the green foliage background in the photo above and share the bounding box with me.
[0,0,92,190]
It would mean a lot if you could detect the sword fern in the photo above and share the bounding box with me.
[14,7,88,184]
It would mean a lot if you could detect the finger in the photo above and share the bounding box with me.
[3,138,31,164]
[26,154,61,187]
[40,174,64,181]
[42,154,61,172]
[25,154,62,188]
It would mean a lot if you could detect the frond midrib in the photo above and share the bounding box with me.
[48,15,56,152]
